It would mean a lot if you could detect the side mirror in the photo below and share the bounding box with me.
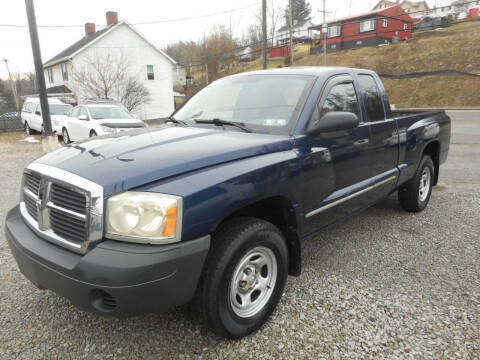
[35,111,41,115]
[78,114,88,121]
[307,111,360,135]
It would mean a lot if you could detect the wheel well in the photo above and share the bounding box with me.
[423,141,440,185]
[220,197,301,276]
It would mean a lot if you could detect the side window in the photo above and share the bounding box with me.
[35,104,41,115]
[357,75,385,122]
[71,107,80,118]
[319,82,361,119]
[79,107,89,119]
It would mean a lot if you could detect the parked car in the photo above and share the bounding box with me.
[5,67,450,339]
[62,104,146,143]
[21,97,72,135]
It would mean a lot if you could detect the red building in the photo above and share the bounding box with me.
[268,45,290,58]
[309,5,414,53]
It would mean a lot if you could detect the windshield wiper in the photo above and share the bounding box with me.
[194,118,252,133]
[165,116,188,126]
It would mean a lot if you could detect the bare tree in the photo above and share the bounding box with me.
[119,76,150,111]
[72,53,150,110]
[269,0,282,46]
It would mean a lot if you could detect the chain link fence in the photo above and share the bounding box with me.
[0,112,23,132]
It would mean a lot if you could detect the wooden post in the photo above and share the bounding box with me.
[288,0,294,66]
[262,0,267,69]
[25,0,53,136]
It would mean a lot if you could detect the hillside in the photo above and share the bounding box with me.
[294,21,480,108]
[227,21,480,108]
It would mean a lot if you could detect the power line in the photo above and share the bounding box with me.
[0,2,261,28]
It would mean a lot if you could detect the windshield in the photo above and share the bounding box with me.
[49,104,72,115]
[88,106,133,120]
[174,74,314,134]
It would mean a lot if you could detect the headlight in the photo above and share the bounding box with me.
[106,192,182,244]
[100,125,116,133]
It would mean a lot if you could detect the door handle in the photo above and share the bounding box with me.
[353,139,370,148]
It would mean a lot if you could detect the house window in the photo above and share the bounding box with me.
[360,18,376,32]
[327,24,341,38]
[405,8,410,13]
[147,65,154,80]
[403,23,409,30]
[47,68,54,84]
[61,63,68,81]
[382,17,388,27]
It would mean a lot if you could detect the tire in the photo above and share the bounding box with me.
[199,217,289,339]
[62,128,71,144]
[398,155,434,212]
[25,122,31,135]
[90,130,97,137]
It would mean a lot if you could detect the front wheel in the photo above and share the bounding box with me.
[199,217,288,339]
[62,128,71,144]
[398,155,434,212]
[89,130,97,137]
[25,122,31,135]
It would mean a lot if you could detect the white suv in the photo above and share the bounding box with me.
[62,104,146,143]
[21,97,72,135]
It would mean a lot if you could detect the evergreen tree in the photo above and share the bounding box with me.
[283,0,312,25]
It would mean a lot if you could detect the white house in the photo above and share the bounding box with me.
[276,19,315,45]
[43,12,176,120]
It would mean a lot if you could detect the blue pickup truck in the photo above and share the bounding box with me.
[5,67,450,339]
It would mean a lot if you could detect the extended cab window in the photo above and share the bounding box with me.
[358,75,385,122]
[319,82,361,119]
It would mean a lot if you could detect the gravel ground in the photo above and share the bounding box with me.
[0,111,479,359]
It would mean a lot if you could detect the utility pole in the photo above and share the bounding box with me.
[262,0,267,69]
[25,0,55,146]
[3,59,20,112]
[205,63,209,85]
[288,0,294,66]
[318,0,328,66]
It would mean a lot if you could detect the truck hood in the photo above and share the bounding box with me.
[35,125,293,195]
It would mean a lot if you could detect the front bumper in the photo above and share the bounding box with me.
[5,205,210,317]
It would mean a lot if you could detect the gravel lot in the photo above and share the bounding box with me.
[1,111,479,359]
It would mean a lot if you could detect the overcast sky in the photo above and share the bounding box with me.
[0,0,447,79]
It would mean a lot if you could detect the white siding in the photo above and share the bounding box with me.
[75,23,174,120]
[47,23,175,120]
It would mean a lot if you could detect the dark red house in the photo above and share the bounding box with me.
[309,5,414,53]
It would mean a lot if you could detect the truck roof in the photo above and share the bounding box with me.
[230,66,377,79]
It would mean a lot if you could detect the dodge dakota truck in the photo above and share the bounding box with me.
[5,67,451,339]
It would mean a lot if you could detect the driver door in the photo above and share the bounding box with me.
[77,107,91,139]
[302,75,373,234]
[69,106,89,140]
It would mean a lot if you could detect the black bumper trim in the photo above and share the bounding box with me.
[5,205,210,317]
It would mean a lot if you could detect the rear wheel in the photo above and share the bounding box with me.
[62,128,71,144]
[398,155,434,212]
[199,217,288,339]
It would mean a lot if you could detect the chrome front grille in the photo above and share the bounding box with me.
[25,172,41,195]
[20,163,104,254]
[50,183,88,214]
